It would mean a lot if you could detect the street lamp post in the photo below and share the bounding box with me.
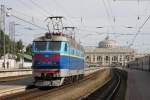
[22,49,24,69]
[0,4,6,69]
[19,49,24,69]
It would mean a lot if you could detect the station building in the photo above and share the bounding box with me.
[84,36,135,67]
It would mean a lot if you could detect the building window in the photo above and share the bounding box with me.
[113,56,118,61]
[93,56,95,62]
[86,56,90,61]
[120,57,122,61]
[105,56,110,61]
[112,57,114,61]
[97,56,102,61]
[126,55,130,61]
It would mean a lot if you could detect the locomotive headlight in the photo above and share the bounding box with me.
[53,62,56,65]
[34,61,41,65]
[52,62,59,65]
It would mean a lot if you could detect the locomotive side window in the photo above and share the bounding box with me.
[48,41,61,51]
[64,43,68,51]
[34,41,47,51]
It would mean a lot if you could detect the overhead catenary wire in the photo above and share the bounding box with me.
[51,0,73,18]
[107,0,115,22]
[11,14,47,30]
[18,0,33,9]
[16,0,47,18]
[11,0,50,29]
[12,9,45,24]
[29,0,53,17]
[137,0,140,20]
[129,15,150,47]
[3,7,49,37]
[50,0,76,27]
[78,27,150,36]
[29,0,77,34]
[15,0,51,30]
[102,0,115,34]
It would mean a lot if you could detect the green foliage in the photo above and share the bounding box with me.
[16,53,20,61]
[25,43,32,55]
[0,30,25,58]
[16,40,24,53]
[0,30,11,57]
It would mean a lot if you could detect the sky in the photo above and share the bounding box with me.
[1,0,150,53]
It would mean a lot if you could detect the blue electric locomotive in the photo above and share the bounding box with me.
[32,32,84,86]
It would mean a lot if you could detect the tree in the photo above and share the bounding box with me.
[26,43,32,55]
[15,40,24,61]
[0,30,11,57]
[16,40,24,53]
[0,30,26,59]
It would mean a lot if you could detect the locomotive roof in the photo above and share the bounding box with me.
[33,32,84,51]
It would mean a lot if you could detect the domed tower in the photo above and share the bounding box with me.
[98,36,119,48]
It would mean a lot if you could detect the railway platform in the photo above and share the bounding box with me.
[0,67,103,97]
[126,69,150,100]
[0,76,33,96]
[0,68,32,78]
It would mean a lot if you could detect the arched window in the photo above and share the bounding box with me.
[126,55,130,61]
[112,56,118,61]
[97,56,102,61]
[93,55,95,62]
[86,56,90,61]
[105,56,110,61]
[114,56,118,61]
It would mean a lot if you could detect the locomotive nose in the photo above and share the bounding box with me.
[33,53,60,66]
[33,53,60,61]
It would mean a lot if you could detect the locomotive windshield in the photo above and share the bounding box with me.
[48,41,61,51]
[34,41,47,51]
[33,41,62,51]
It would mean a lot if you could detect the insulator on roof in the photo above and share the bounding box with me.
[137,16,140,20]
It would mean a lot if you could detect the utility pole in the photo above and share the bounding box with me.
[0,4,6,69]
[9,21,15,57]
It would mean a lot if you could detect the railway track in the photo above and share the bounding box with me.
[82,68,125,100]
[0,70,98,100]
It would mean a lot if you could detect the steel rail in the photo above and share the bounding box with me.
[81,69,121,100]
[1,69,102,100]
[107,70,121,100]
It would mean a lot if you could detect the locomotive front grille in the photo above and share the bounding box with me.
[34,73,61,80]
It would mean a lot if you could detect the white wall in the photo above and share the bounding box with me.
[0,59,32,69]
[0,59,16,69]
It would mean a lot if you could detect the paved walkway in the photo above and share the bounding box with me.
[0,68,31,72]
[0,76,33,96]
[126,69,150,100]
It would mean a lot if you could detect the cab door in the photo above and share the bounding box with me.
[64,42,70,76]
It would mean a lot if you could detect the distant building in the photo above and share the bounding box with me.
[84,36,135,67]
[0,53,16,69]
[0,53,31,69]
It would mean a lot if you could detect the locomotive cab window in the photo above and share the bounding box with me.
[48,41,61,51]
[34,41,47,51]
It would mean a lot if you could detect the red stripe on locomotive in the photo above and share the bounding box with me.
[33,54,60,61]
